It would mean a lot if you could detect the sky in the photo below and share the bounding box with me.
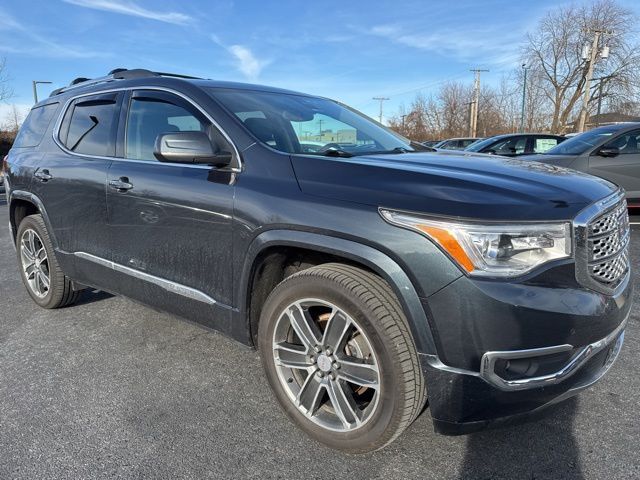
[1,0,640,123]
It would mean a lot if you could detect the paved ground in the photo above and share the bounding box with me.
[1,187,639,480]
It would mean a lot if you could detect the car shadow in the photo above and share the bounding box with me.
[74,289,115,306]
[459,397,583,479]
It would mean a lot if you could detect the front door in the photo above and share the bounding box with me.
[589,129,640,205]
[106,89,236,328]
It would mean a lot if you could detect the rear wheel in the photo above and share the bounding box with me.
[16,214,80,309]
[258,263,426,453]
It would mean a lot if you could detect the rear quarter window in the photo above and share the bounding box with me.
[13,103,59,148]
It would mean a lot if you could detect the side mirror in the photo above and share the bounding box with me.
[154,131,232,166]
[596,146,620,158]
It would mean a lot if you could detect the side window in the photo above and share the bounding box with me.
[533,137,559,153]
[492,136,527,155]
[125,94,207,161]
[13,103,59,148]
[602,130,640,155]
[61,94,119,156]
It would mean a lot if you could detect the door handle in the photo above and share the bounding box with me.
[34,169,53,182]
[109,177,134,192]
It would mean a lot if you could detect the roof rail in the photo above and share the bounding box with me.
[49,68,204,97]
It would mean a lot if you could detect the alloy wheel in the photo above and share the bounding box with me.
[20,229,51,298]
[272,298,380,432]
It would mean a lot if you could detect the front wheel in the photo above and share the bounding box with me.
[258,263,426,453]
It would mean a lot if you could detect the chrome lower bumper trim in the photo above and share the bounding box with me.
[480,317,627,391]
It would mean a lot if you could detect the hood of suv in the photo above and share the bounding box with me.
[290,152,617,221]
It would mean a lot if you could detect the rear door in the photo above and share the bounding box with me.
[588,129,640,204]
[30,92,121,281]
[105,89,236,327]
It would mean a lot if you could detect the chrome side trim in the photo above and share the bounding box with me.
[74,251,231,309]
[480,316,627,391]
[51,86,242,172]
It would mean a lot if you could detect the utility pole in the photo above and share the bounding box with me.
[577,29,611,133]
[401,114,407,131]
[469,69,488,137]
[317,118,323,139]
[520,64,529,132]
[373,96,389,124]
[32,80,52,103]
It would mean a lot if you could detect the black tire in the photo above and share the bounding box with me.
[16,214,80,309]
[258,263,426,453]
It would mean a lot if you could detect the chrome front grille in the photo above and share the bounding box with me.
[585,198,630,290]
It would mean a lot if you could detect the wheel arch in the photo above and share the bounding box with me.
[236,229,437,355]
[8,190,55,247]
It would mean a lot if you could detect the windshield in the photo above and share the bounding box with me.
[207,88,423,156]
[464,136,502,152]
[544,126,623,155]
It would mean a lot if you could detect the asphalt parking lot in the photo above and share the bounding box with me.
[0,187,639,480]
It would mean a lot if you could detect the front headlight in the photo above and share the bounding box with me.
[380,209,572,277]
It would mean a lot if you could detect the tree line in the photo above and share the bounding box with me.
[388,0,640,141]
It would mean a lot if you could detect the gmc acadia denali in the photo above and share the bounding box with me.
[3,69,632,452]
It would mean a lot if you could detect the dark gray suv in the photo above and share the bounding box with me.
[3,68,632,452]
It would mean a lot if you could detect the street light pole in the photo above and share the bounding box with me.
[519,64,529,132]
[32,80,53,103]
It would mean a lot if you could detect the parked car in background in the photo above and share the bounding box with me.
[464,133,566,157]
[520,123,640,207]
[434,137,480,150]
[422,140,441,147]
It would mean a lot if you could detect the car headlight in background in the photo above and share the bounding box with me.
[380,209,572,278]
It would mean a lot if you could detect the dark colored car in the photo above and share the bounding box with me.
[422,140,441,147]
[520,123,640,207]
[3,69,632,453]
[465,133,566,156]
[434,137,480,150]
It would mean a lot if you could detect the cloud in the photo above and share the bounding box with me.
[63,0,192,25]
[212,36,270,81]
[365,23,521,65]
[0,9,102,58]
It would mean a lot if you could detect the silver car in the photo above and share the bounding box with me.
[521,123,640,207]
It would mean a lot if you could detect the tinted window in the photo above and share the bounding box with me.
[491,136,527,155]
[601,129,640,155]
[126,96,206,161]
[465,136,503,152]
[13,103,59,148]
[62,95,119,156]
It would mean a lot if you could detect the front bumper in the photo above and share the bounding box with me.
[420,265,632,434]
[421,324,624,434]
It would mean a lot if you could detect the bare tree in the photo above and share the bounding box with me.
[523,0,640,133]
